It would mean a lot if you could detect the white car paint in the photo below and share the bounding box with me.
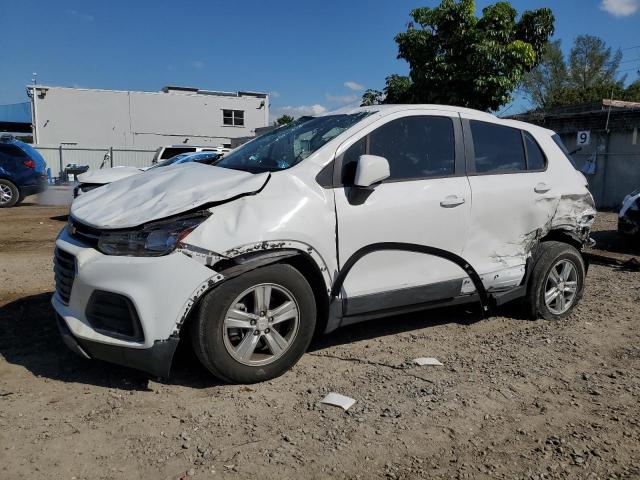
[76,166,143,185]
[71,163,269,229]
[619,190,639,218]
[52,104,596,376]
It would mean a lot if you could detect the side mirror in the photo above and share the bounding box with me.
[354,155,390,188]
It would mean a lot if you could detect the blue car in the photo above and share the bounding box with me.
[0,135,48,207]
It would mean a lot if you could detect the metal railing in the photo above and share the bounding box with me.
[35,145,157,178]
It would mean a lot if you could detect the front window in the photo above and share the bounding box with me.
[223,109,244,126]
[215,112,371,173]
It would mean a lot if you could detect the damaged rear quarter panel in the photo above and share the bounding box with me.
[462,128,595,291]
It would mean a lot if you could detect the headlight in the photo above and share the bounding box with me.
[98,213,208,256]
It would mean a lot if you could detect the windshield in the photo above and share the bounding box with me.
[215,113,372,173]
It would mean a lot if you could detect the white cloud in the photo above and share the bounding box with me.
[600,0,639,17]
[271,104,327,121]
[344,81,364,91]
[270,91,280,98]
[192,60,205,69]
[325,93,359,105]
[69,9,95,21]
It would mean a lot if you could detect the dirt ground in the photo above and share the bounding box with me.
[1,202,639,480]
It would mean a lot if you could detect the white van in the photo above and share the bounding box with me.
[53,105,596,383]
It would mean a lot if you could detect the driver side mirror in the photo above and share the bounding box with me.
[354,155,390,188]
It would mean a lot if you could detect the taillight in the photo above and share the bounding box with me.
[23,159,35,169]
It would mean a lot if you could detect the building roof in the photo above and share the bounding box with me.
[26,84,268,99]
[507,99,640,133]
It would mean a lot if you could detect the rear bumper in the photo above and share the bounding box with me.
[20,178,47,197]
[56,312,179,377]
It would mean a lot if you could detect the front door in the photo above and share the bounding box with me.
[334,111,471,316]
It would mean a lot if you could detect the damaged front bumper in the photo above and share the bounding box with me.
[51,226,218,377]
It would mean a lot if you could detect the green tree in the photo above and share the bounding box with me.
[360,89,384,106]
[274,114,294,126]
[520,40,567,109]
[362,0,555,111]
[522,34,631,109]
[568,35,622,91]
[623,80,640,101]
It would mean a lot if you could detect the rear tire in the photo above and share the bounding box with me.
[0,179,19,208]
[190,263,316,383]
[523,241,585,320]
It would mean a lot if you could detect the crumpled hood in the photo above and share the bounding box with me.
[71,163,270,229]
[77,166,143,184]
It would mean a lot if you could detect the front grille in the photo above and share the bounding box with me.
[69,218,100,247]
[54,248,76,304]
[86,291,144,341]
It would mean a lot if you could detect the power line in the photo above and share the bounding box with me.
[621,44,640,51]
[620,57,640,65]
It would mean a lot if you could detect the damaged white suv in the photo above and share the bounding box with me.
[53,105,596,383]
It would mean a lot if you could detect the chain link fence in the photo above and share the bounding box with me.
[35,145,157,178]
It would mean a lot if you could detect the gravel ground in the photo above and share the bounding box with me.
[1,204,639,480]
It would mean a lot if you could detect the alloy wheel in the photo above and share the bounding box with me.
[0,184,13,205]
[544,259,579,315]
[222,283,300,366]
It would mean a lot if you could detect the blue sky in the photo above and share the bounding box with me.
[1,0,639,118]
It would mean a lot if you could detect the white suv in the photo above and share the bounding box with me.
[53,105,596,383]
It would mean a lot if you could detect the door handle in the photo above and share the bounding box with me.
[440,195,466,208]
[534,182,552,193]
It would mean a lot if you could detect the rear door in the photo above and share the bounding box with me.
[333,111,472,315]
[461,116,555,291]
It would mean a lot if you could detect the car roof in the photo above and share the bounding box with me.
[319,104,555,136]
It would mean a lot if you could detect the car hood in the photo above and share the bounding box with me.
[71,163,270,229]
[77,166,143,184]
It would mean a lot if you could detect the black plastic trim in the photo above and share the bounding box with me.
[343,278,463,316]
[330,242,490,314]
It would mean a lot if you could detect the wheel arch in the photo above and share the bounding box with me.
[175,244,332,340]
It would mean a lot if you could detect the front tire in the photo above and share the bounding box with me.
[0,179,19,208]
[190,263,316,383]
[523,241,586,320]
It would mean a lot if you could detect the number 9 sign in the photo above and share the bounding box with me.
[577,130,590,146]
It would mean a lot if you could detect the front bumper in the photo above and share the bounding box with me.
[52,226,217,375]
[56,313,179,377]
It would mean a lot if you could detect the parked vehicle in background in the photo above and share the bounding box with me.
[0,135,47,208]
[152,145,230,164]
[73,151,224,197]
[618,187,640,236]
[54,105,596,384]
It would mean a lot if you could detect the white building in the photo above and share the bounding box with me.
[27,85,269,149]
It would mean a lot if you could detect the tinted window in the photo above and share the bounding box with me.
[160,147,195,159]
[369,116,455,180]
[0,144,28,159]
[524,132,546,170]
[471,121,525,173]
[340,137,366,184]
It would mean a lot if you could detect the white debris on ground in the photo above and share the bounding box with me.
[320,392,356,411]
[412,357,443,366]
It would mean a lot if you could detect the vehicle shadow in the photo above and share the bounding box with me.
[0,292,522,389]
[0,292,218,391]
[310,302,502,352]
[49,214,69,222]
[590,230,640,256]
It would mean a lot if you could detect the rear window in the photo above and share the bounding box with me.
[0,144,28,159]
[552,134,577,168]
[470,121,526,173]
[160,147,196,159]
